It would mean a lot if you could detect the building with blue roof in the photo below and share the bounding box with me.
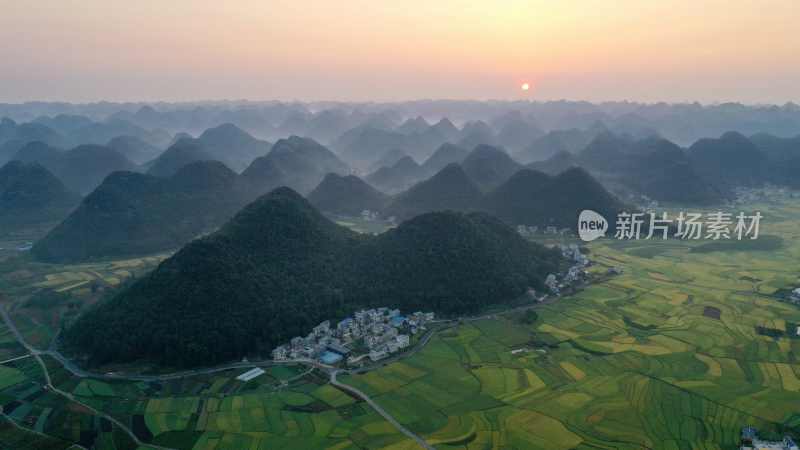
[319,351,343,365]
[390,316,406,327]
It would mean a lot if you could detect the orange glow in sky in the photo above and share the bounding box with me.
[0,0,798,103]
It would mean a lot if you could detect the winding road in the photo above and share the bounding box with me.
[0,306,437,449]
[0,306,175,450]
[0,283,581,450]
[331,370,435,450]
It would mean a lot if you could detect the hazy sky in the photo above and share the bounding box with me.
[1,0,798,104]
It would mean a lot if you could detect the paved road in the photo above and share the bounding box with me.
[1,304,437,448]
[331,370,434,450]
[38,349,319,382]
[0,306,174,450]
[0,353,32,364]
[0,287,580,450]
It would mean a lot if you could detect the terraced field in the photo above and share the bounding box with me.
[0,253,169,349]
[338,200,800,449]
[0,198,799,448]
[0,353,416,450]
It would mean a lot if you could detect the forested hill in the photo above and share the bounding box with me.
[64,187,562,367]
[307,173,388,215]
[33,161,243,262]
[0,161,81,232]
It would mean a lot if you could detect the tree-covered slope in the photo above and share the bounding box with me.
[688,131,767,187]
[0,161,80,233]
[307,173,388,215]
[460,144,522,190]
[107,135,162,165]
[33,161,243,262]
[421,143,469,176]
[64,187,561,367]
[384,163,484,220]
[485,167,625,228]
[14,142,137,194]
[194,123,272,172]
[146,139,215,177]
[365,155,423,193]
[241,136,349,196]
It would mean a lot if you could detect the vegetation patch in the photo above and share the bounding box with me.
[691,235,784,253]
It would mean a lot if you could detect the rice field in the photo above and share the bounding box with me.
[1,198,800,448]
[335,198,800,448]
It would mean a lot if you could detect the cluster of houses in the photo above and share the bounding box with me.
[516,224,572,237]
[360,209,380,221]
[541,244,591,296]
[730,185,800,206]
[789,288,800,304]
[634,195,660,212]
[359,209,396,224]
[271,308,434,367]
[740,427,798,450]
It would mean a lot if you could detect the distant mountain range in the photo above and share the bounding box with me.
[311,143,624,228]
[308,173,388,216]
[63,187,563,367]
[0,161,80,235]
[0,118,67,164]
[751,133,800,188]
[33,161,244,263]
[8,107,800,267]
[240,136,349,195]
[33,136,350,262]
[146,139,214,177]
[145,123,272,175]
[7,103,798,208]
[527,150,578,175]
[457,120,496,150]
[485,167,625,229]
[383,163,484,220]
[13,142,137,194]
[688,131,767,189]
[106,135,162,165]
[0,116,171,165]
[525,130,784,205]
[26,118,799,268]
[333,117,506,171]
[192,123,273,172]
[513,128,602,164]
[37,123,798,265]
[365,156,424,194]
[366,148,408,173]
[460,144,523,191]
[6,100,800,149]
[420,143,469,176]
[492,112,545,153]
[56,117,172,149]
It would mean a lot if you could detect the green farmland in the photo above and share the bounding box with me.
[0,198,800,448]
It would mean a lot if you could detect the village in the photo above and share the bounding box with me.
[271,308,435,367]
[740,427,798,450]
[534,242,614,299]
[268,240,606,371]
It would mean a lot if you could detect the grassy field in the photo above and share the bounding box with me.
[0,252,168,348]
[0,352,416,450]
[0,198,799,448]
[330,214,397,235]
[336,199,800,449]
